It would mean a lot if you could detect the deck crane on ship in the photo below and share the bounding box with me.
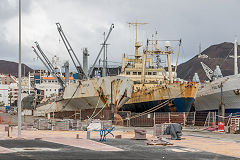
[32,42,65,89]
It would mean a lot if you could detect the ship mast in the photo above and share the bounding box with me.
[230,37,239,75]
[128,22,148,59]
[155,31,158,50]
[234,37,238,75]
[165,41,173,83]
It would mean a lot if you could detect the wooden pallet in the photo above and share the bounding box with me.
[147,142,173,146]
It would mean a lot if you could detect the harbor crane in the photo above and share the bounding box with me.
[88,24,114,78]
[56,23,87,79]
[32,41,65,88]
[200,62,213,80]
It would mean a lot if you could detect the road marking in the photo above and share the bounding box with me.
[0,146,16,153]
[11,148,60,152]
[181,148,200,152]
[171,148,187,152]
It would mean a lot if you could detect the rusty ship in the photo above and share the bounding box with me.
[55,76,133,112]
[34,23,133,116]
[119,22,199,113]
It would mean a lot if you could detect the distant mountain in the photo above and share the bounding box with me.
[177,42,240,81]
[0,60,33,77]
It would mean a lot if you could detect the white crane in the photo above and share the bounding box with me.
[200,62,213,80]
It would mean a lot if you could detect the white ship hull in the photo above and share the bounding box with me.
[195,74,240,113]
[56,76,133,112]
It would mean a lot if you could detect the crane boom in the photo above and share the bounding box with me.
[88,24,114,77]
[32,42,65,88]
[200,62,213,80]
[35,42,55,71]
[56,23,86,79]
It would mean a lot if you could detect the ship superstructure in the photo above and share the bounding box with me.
[119,22,199,112]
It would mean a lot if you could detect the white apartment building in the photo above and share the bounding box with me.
[0,84,9,106]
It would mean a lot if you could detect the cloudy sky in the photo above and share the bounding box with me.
[0,0,240,71]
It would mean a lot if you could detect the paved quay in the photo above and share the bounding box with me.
[0,124,239,159]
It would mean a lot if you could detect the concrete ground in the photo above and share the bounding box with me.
[0,124,239,159]
[0,139,237,160]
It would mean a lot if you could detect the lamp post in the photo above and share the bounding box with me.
[17,0,22,138]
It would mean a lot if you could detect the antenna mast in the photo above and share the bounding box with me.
[128,22,148,59]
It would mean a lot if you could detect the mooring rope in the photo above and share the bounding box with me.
[59,81,81,112]
[114,83,195,122]
[89,79,119,119]
[88,81,104,120]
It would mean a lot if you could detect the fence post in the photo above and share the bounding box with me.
[208,112,210,127]
[80,109,81,121]
[214,112,217,126]
[153,112,155,126]
[183,112,186,126]
[193,112,196,126]
[129,112,131,127]
[168,112,171,123]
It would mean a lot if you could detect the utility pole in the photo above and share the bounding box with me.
[17,0,22,138]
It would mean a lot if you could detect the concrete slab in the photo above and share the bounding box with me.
[172,135,240,158]
[42,137,123,151]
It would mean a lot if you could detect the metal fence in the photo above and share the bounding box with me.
[117,111,217,127]
[123,112,196,127]
[0,112,12,125]
[50,109,112,121]
[3,109,239,128]
[0,112,34,125]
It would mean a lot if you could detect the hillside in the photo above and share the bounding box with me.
[177,42,240,81]
[0,60,33,77]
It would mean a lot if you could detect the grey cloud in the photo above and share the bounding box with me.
[0,0,31,22]
[1,0,240,71]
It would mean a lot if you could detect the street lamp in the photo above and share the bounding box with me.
[17,0,22,138]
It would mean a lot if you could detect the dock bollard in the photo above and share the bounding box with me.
[87,131,90,139]
[8,126,12,138]
[76,134,80,139]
